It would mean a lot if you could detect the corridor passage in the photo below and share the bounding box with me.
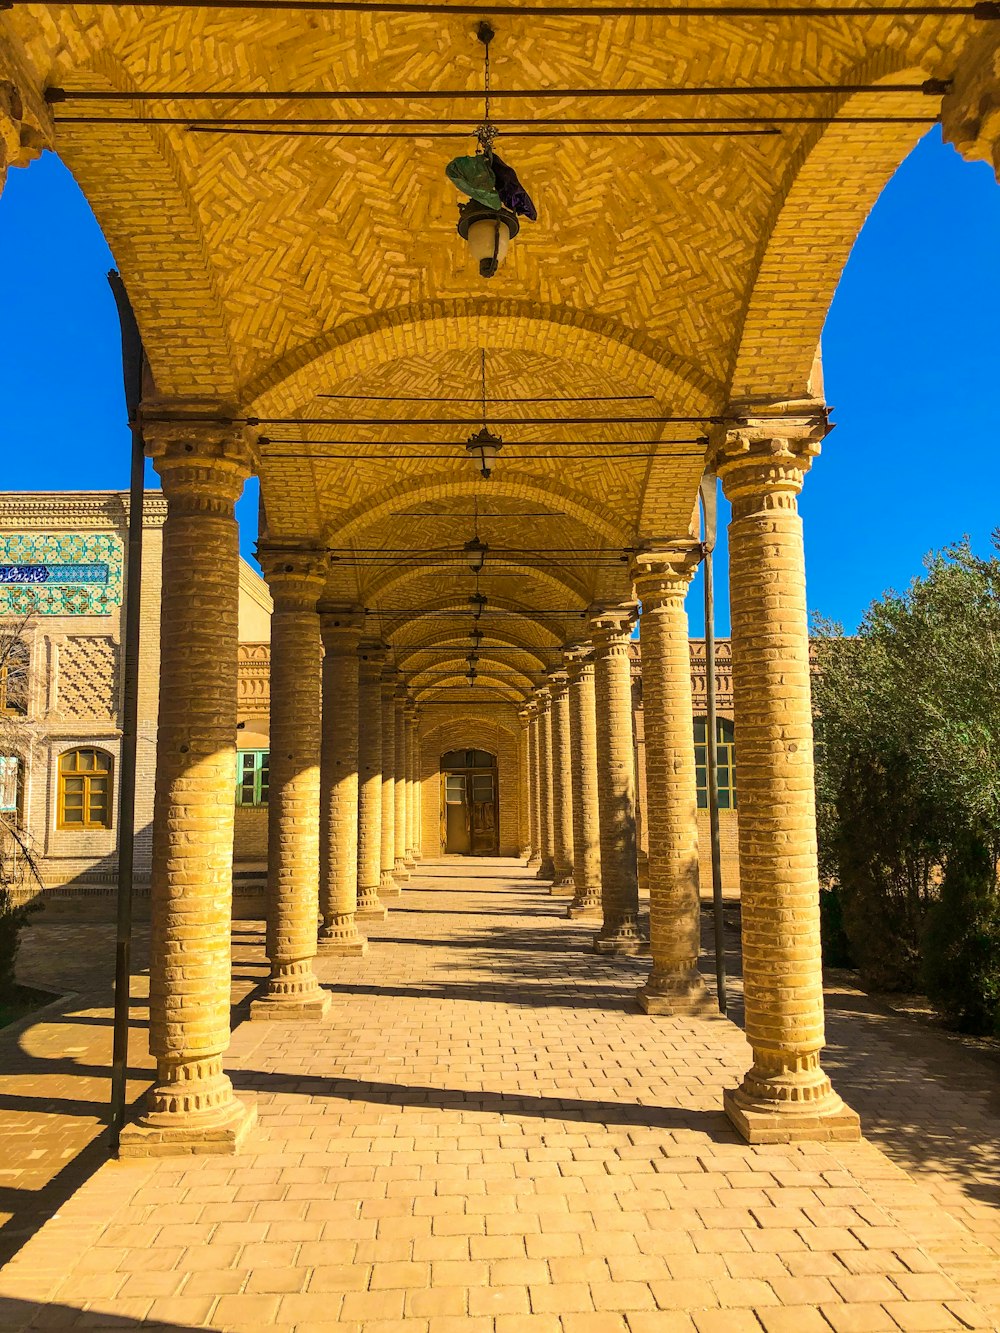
[0,860,997,1331]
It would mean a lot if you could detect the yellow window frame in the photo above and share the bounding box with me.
[57,748,113,831]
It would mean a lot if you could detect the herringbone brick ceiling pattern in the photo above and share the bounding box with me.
[3,4,971,698]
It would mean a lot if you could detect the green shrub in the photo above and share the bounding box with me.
[0,887,33,1000]
[819,885,855,969]
[923,836,1000,1036]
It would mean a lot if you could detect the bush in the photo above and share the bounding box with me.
[0,886,33,1000]
[923,836,1000,1035]
[819,885,855,969]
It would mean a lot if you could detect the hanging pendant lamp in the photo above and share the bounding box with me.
[466,350,503,480]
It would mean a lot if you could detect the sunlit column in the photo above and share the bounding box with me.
[712,404,860,1143]
[318,609,367,956]
[526,703,541,867]
[565,647,602,919]
[632,552,709,1014]
[547,667,575,893]
[405,700,419,865]
[380,668,402,897]
[590,604,644,955]
[533,686,555,881]
[357,643,388,920]
[393,686,410,881]
[252,549,330,1020]
[119,410,255,1155]
[517,706,533,860]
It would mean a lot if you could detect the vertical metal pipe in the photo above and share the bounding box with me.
[700,473,727,1016]
[107,271,146,1146]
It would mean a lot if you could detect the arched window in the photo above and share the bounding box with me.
[0,638,29,716]
[58,748,113,830]
[442,749,496,769]
[693,718,737,810]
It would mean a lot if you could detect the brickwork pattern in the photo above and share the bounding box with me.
[534,690,556,882]
[356,645,387,921]
[566,650,602,919]
[633,553,710,1016]
[393,691,410,880]
[547,669,576,893]
[252,553,328,1020]
[713,410,859,1144]
[516,709,532,859]
[119,416,255,1154]
[54,636,118,720]
[318,613,366,956]
[526,705,541,868]
[379,673,400,898]
[591,606,644,956]
[404,704,418,863]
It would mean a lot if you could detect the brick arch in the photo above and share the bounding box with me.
[729,64,937,401]
[397,634,550,675]
[46,50,238,398]
[244,299,721,418]
[331,476,627,547]
[418,708,522,857]
[360,555,592,612]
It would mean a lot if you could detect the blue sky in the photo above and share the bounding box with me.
[1,131,998,636]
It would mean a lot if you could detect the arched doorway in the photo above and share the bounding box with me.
[441,749,498,856]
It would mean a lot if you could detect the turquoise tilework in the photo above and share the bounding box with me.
[0,533,124,616]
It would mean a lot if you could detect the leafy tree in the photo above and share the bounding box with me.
[812,539,1000,1030]
[0,618,39,1000]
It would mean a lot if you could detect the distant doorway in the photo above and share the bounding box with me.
[441,749,498,855]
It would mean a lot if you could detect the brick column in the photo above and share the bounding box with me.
[590,605,644,955]
[251,550,330,1021]
[943,30,1000,180]
[379,669,402,896]
[413,713,423,858]
[517,707,532,860]
[357,643,388,920]
[533,687,555,880]
[712,404,859,1143]
[0,80,45,195]
[405,701,419,864]
[526,704,541,867]
[119,411,255,1155]
[632,553,710,1014]
[318,609,367,956]
[565,648,602,919]
[547,668,575,894]
[393,687,411,880]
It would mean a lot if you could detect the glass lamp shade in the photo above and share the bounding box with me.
[466,667,478,683]
[470,629,484,648]
[457,200,521,279]
[466,426,503,479]
[464,536,489,572]
[469,593,488,620]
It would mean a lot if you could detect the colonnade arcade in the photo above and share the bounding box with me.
[2,1,999,1156]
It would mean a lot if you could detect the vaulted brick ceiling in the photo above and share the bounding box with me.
[1,4,971,699]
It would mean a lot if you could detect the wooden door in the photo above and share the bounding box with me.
[442,772,471,854]
[469,769,498,854]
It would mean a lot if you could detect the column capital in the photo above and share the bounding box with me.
[394,680,410,704]
[0,77,48,173]
[381,664,399,696]
[546,666,570,700]
[258,546,329,607]
[318,605,365,651]
[564,643,595,684]
[588,603,638,650]
[142,400,256,507]
[708,399,828,507]
[532,684,552,714]
[358,641,387,682]
[942,28,1000,174]
[632,548,701,607]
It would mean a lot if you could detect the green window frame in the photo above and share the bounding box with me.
[694,717,737,811]
[237,749,269,806]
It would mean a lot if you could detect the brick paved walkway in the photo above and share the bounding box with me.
[0,859,998,1331]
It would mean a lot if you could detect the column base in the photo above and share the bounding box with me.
[520,845,532,861]
[250,987,332,1021]
[536,857,555,881]
[118,1096,257,1159]
[723,1086,862,1145]
[637,968,713,1016]
[527,852,542,868]
[594,914,648,956]
[357,903,388,921]
[380,871,402,898]
[318,934,369,956]
[568,901,602,919]
[568,886,602,918]
[404,854,417,869]
[550,879,575,897]
[393,858,411,882]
